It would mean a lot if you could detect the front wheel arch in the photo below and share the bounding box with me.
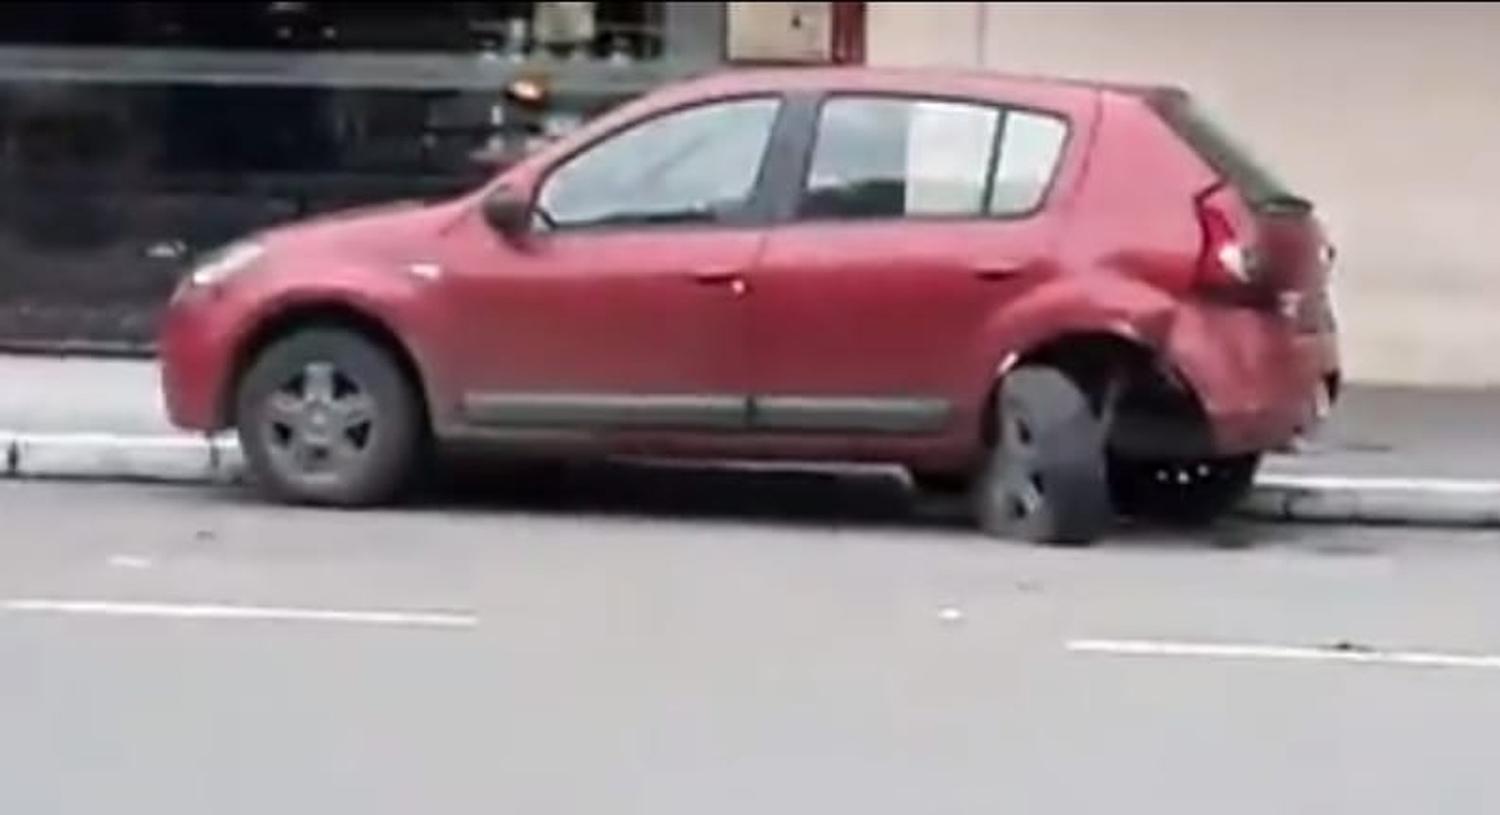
[223,302,432,435]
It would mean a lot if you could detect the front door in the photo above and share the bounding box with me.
[448,96,783,432]
[749,95,1072,438]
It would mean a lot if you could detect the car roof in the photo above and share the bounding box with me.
[505,65,1180,185]
[655,65,1180,110]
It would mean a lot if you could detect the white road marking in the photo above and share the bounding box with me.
[106,555,153,570]
[1068,638,1500,671]
[937,606,966,624]
[3,599,477,630]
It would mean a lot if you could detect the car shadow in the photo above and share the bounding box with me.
[383,452,1282,548]
[411,454,966,532]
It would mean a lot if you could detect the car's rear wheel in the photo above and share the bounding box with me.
[1109,454,1259,526]
[235,328,422,506]
[974,367,1111,545]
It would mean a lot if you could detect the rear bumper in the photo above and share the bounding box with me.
[159,288,238,432]
[1167,301,1339,455]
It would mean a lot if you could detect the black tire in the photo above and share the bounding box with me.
[1109,454,1260,526]
[909,470,973,496]
[235,328,423,507]
[974,366,1112,545]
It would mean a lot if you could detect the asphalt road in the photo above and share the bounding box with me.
[4,472,1500,814]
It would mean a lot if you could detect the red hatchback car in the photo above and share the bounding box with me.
[160,67,1339,544]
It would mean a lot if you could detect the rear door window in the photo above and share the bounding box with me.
[801,96,999,219]
[988,110,1068,215]
[799,95,1067,221]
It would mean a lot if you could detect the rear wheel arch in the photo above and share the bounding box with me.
[981,330,1209,457]
[223,302,432,433]
[973,274,1179,418]
[983,331,1149,442]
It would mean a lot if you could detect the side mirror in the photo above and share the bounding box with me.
[481,188,531,238]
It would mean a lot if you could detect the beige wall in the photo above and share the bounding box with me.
[869,2,1500,386]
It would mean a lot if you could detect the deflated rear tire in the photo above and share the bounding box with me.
[235,328,422,507]
[975,366,1112,546]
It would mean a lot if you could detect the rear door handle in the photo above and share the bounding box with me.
[970,263,1031,281]
[690,268,741,285]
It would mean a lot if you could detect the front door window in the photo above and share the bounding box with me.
[536,97,780,230]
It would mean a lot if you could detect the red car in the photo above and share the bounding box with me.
[160,67,1339,545]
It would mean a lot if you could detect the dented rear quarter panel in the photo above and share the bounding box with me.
[964,90,1205,409]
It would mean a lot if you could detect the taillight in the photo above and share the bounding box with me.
[1195,188,1258,291]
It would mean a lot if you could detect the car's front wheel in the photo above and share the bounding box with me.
[974,366,1112,545]
[235,328,423,506]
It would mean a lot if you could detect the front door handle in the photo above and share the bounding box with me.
[689,268,750,297]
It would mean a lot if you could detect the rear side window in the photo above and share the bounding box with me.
[800,96,1067,221]
[802,97,998,219]
[1150,91,1300,208]
[989,111,1068,215]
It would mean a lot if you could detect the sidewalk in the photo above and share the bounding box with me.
[0,355,235,482]
[3,353,1498,525]
[0,355,171,435]
[1270,386,1500,481]
[1250,386,1500,525]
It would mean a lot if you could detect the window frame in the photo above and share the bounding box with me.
[786,91,1073,226]
[985,106,1072,220]
[529,92,789,235]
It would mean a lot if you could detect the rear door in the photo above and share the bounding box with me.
[747,93,1073,439]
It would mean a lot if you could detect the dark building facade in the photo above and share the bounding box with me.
[0,2,753,350]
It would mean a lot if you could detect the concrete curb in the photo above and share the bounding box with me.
[0,339,155,360]
[1,432,243,484]
[3,429,1499,527]
[1242,474,1500,526]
